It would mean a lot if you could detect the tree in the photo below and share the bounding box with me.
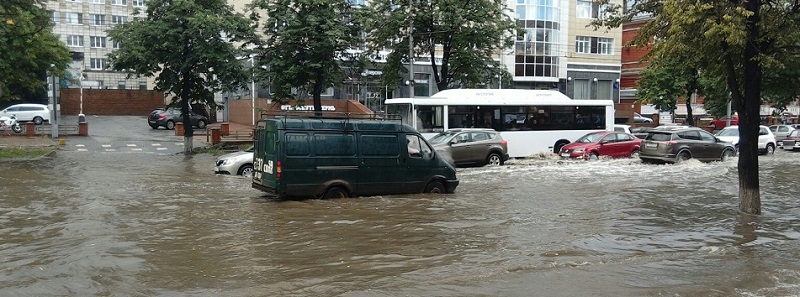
[250,0,359,116]
[0,0,71,101]
[364,0,517,92]
[107,0,256,154]
[595,0,800,214]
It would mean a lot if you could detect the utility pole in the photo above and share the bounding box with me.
[50,64,58,139]
[407,0,414,98]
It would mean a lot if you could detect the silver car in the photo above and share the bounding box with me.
[214,146,254,177]
[769,124,796,142]
[428,128,509,167]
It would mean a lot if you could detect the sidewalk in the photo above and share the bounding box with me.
[193,121,255,147]
[0,134,55,148]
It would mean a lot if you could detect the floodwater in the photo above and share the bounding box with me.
[2,148,800,296]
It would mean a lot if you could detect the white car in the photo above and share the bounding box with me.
[613,124,633,134]
[0,103,51,125]
[214,146,254,177]
[715,125,776,155]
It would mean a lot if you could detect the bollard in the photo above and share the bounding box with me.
[26,122,35,137]
[78,114,88,136]
[210,128,221,145]
[175,122,184,136]
[220,122,229,136]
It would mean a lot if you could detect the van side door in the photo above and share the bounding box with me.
[404,134,436,193]
[358,134,405,196]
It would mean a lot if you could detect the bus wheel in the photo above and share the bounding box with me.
[322,186,349,199]
[553,141,569,154]
[424,181,444,194]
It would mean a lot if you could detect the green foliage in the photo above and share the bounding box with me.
[250,0,357,112]
[0,0,71,101]
[107,0,256,144]
[364,0,518,92]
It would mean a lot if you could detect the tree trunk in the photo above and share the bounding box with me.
[181,69,194,155]
[313,72,323,117]
[685,100,695,126]
[737,0,763,215]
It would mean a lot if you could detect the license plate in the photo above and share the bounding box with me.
[560,153,571,157]
[646,143,658,148]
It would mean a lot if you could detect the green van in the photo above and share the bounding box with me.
[251,117,459,199]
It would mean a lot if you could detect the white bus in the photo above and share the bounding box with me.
[385,89,615,158]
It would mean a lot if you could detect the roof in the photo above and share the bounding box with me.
[385,89,614,107]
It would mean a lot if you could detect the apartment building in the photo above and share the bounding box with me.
[47,0,150,90]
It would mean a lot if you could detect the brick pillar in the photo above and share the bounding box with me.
[220,122,229,136]
[79,122,88,136]
[211,128,221,145]
[175,122,184,136]
[26,122,35,137]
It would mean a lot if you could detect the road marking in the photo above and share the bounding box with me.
[131,148,143,151]
[175,143,184,146]
[76,144,86,147]
[127,144,137,147]
[152,143,162,146]
[105,149,116,152]
[77,148,88,152]
[0,144,7,148]
[157,147,168,150]
[101,144,112,148]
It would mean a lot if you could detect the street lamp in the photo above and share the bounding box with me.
[79,69,86,117]
[407,0,414,98]
[50,64,58,138]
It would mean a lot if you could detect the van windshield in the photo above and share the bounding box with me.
[428,131,458,145]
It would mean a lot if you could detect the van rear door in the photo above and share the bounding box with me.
[252,122,279,193]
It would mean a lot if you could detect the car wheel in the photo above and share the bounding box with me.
[33,116,43,125]
[166,120,175,130]
[486,153,503,166]
[197,119,207,129]
[734,144,740,155]
[321,186,349,199]
[424,181,445,194]
[765,143,775,155]
[721,148,736,162]
[587,152,599,161]
[149,124,159,129]
[630,149,640,158]
[238,164,254,177]
[675,150,691,163]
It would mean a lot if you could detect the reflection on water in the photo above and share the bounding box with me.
[1,151,800,296]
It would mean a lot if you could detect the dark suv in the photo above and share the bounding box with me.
[148,108,208,130]
[428,128,509,167]
[640,127,736,164]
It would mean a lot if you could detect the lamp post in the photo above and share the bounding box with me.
[50,64,58,138]
[79,69,85,116]
[407,0,414,98]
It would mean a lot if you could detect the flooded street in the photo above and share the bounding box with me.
[2,118,800,296]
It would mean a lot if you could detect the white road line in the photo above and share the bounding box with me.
[175,143,184,146]
[151,143,162,146]
[127,144,137,147]
[105,149,116,152]
[76,144,86,147]
[77,148,88,152]
[131,148,143,151]
[101,144,112,148]
[157,147,168,150]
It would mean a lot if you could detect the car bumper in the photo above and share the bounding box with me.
[444,179,459,193]
[639,153,678,162]
[215,161,240,175]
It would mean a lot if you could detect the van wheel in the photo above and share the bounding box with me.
[322,186,349,199]
[424,181,445,194]
[486,153,503,166]
[166,120,175,130]
[238,164,254,177]
[33,116,44,125]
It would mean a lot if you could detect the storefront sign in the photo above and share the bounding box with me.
[280,105,336,111]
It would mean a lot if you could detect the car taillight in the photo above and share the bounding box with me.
[667,141,677,146]
[501,140,508,145]
[159,114,166,119]
[276,161,282,179]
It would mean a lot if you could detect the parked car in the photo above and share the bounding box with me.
[0,103,50,125]
[428,128,509,167]
[781,129,800,151]
[613,124,633,134]
[214,146,254,177]
[559,131,642,160]
[714,125,776,155]
[148,107,208,130]
[632,124,690,139]
[640,127,736,164]
[769,124,795,142]
[633,112,653,123]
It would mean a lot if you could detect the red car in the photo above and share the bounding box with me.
[781,129,800,151]
[559,131,642,160]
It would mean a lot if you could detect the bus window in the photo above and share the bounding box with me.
[416,105,445,132]
[448,106,474,128]
[386,103,413,127]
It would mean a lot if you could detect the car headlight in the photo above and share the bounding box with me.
[220,159,232,165]
[574,148,585,153]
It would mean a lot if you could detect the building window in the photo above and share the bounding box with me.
[90,36,107,48]
[52,11,60,23]
[89,14,105,26]
[575,36,614,55]
[576,36,590,53]
[574,79,590,99]
[112,40,122,49]
[117,81,126,89]
[67,35,84,47]
[111,15,127,25]
[348,0,365,6]
[90,58,106,70]
[111,0,127,5]
[139,81,147,90]
[90,0,104,4]
[577,0,592,18]
[66,12,82,24]
[132,0,145,7]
